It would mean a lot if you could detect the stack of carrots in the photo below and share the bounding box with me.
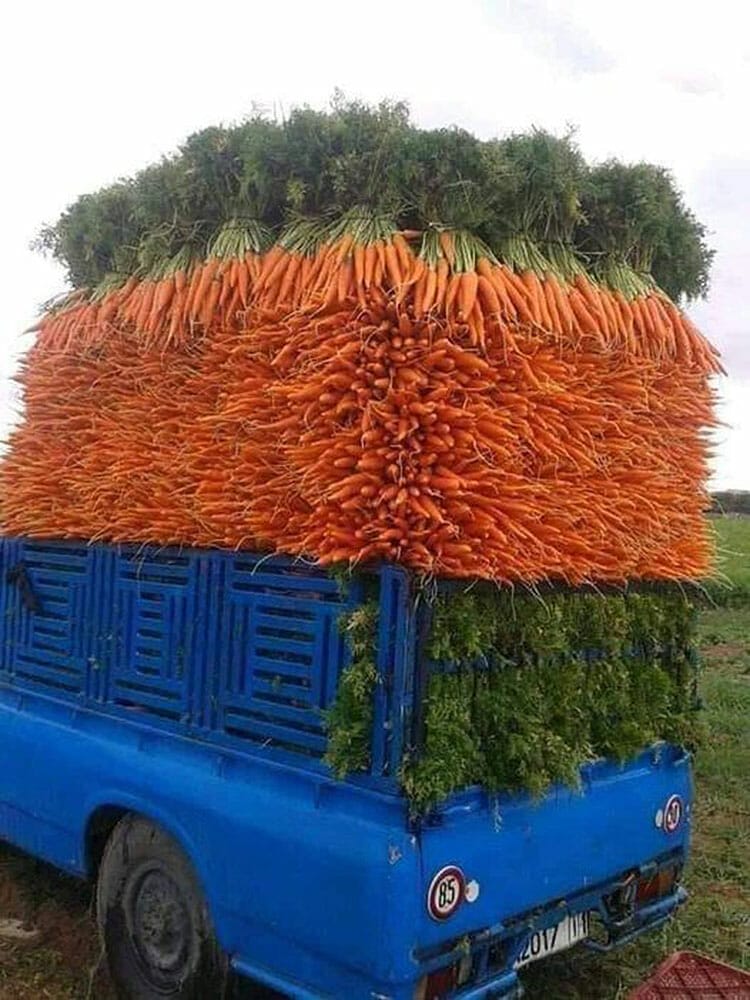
[0,214,719,584]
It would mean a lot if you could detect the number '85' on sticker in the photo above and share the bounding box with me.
[428,866,465,920]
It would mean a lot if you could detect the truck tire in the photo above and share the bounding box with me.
[96,814,229,1000]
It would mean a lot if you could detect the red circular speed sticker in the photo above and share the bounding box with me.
[663,794,683,833]
[427,866,465,921]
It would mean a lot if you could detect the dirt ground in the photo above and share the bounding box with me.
[0,849,110,999]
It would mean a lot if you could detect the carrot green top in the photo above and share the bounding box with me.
[36,96,712,303]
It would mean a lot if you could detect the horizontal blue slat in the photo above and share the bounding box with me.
[247,654,316,678]
[32,592,69,606]
[133,638,170,657]
[231,561,336,579]
[119,565,192,580]
[112,672,185,697]
[251,677,314,702]
[224,693,321,727]
[252,614,316,637]
[23,634,71,653]
[229,571,338,601]
[28,580,77,594]
[252,634,316,658]
[13,671,82,694]
[29,621,70,635]
[113,687,184,715]
[15,655,82,679]
[251,660,314,682]
[222,712,326,753]
[22,553,89,570]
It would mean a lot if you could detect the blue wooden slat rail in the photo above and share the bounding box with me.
[0,538,369,771]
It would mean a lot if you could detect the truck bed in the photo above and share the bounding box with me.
[0,537,692,998]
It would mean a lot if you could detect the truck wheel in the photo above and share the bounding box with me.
[96,815,228,1000]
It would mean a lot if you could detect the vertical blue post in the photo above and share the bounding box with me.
[370,565,415,779]
[1,538,24,680]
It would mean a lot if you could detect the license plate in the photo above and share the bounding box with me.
[514,911,591,969]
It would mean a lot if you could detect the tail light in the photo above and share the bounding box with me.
[636,865,679,905]
[414,954,472,999]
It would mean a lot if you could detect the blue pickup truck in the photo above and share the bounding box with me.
[0,536,691,999]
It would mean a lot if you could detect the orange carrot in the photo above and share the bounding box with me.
[136,281,157,331]
[535,273,554,330]
[383,242,402,289]
[413,272,427,317]
[445,273,462,318]
[191,258,220,319]
[277,253,302,309]
[439,231,455,267]
[498,270,534,325]
[458,271,479,320]
[200,278,222,327]
[434,259,450,312]
[547,275,574,336]
[363,244,377,289]
[237,259,250,307]
[392,233,414,274]
[520,271,543,325]
[568,290,602,342]
[337,259,354,303]
[353,242,365,292]
[334,233,355,265]
[477,275,502,318]
[421,267,438,314]
[256,245,285,290]
[542,278,562,333]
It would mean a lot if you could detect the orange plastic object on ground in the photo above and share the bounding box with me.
[629,951,750,999]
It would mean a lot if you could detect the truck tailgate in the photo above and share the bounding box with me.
[416,745,691,948]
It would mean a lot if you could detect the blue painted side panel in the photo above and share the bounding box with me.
[0,687,420,996]
[0,536,693,999]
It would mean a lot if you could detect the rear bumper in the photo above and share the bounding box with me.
[449,886,687,1000]
[586,885,688,952]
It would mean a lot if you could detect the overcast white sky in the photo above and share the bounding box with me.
[1,0,747,487]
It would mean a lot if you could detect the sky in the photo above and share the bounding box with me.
[1,0,747,488]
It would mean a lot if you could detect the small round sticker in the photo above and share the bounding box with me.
[427,866,465,921]
[663,794,683,833]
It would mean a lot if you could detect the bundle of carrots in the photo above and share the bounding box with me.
[35,219,721,370]
[39,218,270,352]
[0,213,718,584]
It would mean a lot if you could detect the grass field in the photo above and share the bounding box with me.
[1,516,748,999]
[709,513,750,597]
